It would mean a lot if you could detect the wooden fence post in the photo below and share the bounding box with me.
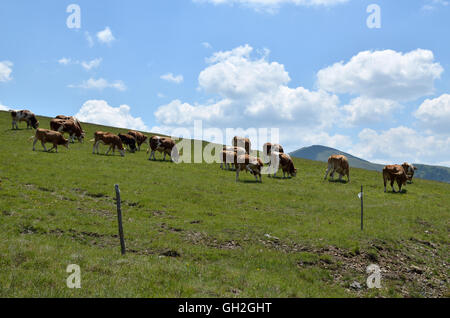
[115,184,126,255]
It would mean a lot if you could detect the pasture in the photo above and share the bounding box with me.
[0,111,448,297]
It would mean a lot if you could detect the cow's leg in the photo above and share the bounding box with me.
[347,172,350,182]
[383,176,387,192]
[106,146,112,155]
[339,174,343,181]
[390,180,396,193]
[324,165,331,180]
[397,180,402,193]
[235,166,240,182]
[32,138,37,151]
[93,142,97,154]
[283,171,286,179]
[163,152,167,161]
[40,141,48,152]
[12,120,15,130]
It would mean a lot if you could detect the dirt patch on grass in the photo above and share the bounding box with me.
[259,236,448,297]
[185,231,241,250]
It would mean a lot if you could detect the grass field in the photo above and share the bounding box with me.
[0,111,449,298]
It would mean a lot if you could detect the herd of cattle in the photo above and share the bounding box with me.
[10,109,417,191]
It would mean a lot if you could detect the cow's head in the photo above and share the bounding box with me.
[32,120,40,129]
[78,132,86,143]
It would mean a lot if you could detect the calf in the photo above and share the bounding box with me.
[118,133,137,153]
[324,155,350,182]
[50,118,85,143]
[269,152,297,178]
[128,130,148,151]
[232,136,251,154]
[92,131,125,157]
[235,154,264,182]
[32,128,69,152]
[402,162,417,183]
[147,136,179,162]
[383,165,407,193]
[11,110,39,129]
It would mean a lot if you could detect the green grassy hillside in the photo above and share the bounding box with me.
[0,111,449,298]
[290,145,450,183]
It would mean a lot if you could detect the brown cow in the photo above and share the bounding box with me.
[263,142,284,156]
[128,130,148,151]
[232,136,251,154]
[221,146,246,170]
[402,162,417,183]
[92,131,125,157]
[324,155,350,182]
[55,115,83,131]
[383,164,408,193]
[235,154,264,182]
[50,118,85,143]
[269,152,297,178]
[147,136,179,162]
[118,133,137,153]
[32,128,69,152]
[220,150,237,170]
[11,110,39,129]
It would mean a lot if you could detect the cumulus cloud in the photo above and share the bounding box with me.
[349,126,450,166]
[0,61,13,82]
[199,45,289,100]
[193,0,349,12]
[155,44,339,131]
[0,102,10,111]
[342,97,400,126]
[317,49,443,101]
[415,94,450,133]
[68,78,126,91]
[161,73,184,84]
[96,27,115,45]
[75,100,148,131]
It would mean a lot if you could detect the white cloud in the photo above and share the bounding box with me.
[349,126,450,166]
[155,45,339,130]
[342,97,400,126]
[415,94,450,133]
[202,42,213,49]
[317,49,443,101]
[96,27,115,45]
[0,61,13,82]
[68,78,126,91]
[75,100,148,131]
[80,58,102,71]
[422,0,449,10]
[85,31,94,47]
[58,57,72,65]
[194,0,349,12]
[161,73,184,84]
[58,57,102,71]
[199,45,289,100]
[0,102,10,111]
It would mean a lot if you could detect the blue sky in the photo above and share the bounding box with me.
[1,0,449,166]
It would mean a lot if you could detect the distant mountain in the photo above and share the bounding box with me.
[290,145,450,183]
